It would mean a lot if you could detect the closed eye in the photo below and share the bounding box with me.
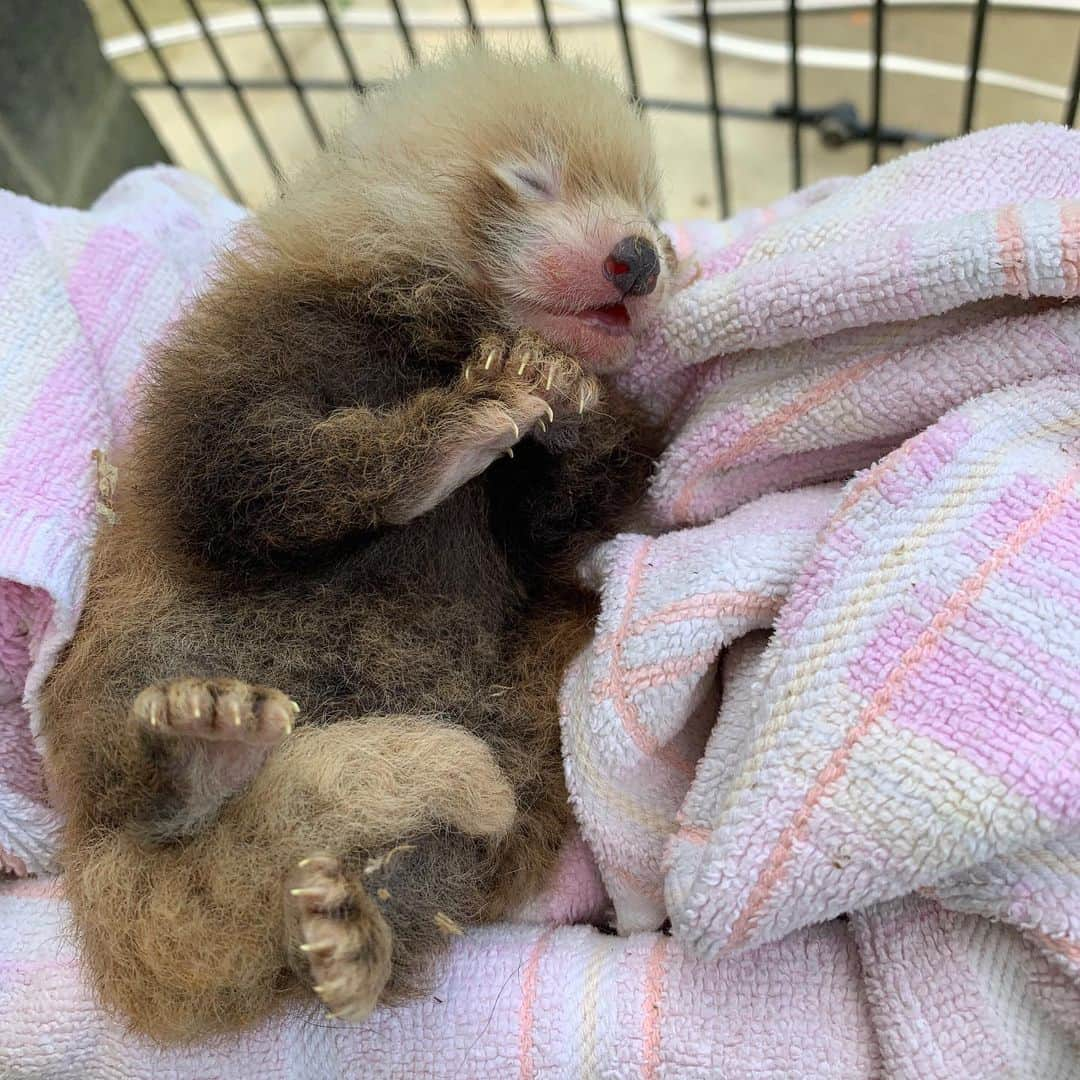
[512,169,553,197]
[492,161,560,201]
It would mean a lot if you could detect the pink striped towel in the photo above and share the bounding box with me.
[562,122,1080,1075]
[3,123,1080,1076]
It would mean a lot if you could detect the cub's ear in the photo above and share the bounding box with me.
[489,159,561,201]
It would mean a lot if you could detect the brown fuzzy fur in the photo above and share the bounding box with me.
[39,48,674,1043]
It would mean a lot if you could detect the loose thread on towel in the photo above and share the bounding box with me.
[91,449,118,525]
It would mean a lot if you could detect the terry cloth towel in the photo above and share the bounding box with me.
[561,122,1080,1076]
[0,168,248,876]
[2,124,1080,1076]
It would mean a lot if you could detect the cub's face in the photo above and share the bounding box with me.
[395,52,678,371]
[325,51,678,370]
[471,150,677,372]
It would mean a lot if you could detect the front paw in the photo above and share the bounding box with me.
[463,332,602,424]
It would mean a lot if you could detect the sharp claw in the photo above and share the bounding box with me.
[434,911,464,936]
[484,350,497,370]
[537,419,547,432]
[505,447,514,458]
[544,403,554,423]
[517,360,528,375]
[363,843,415,876]
[300,940,336,953]
[463,364,471,382]
[289,700,301,714]
[509,418,520,439]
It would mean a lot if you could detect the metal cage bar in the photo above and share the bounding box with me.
[385,0,419,63]
[103,0,1080,211]
[178,0,283,179]
[962,0,989,133]
[699,0,730,215]
[535,0,560,56]
[314,0,365,91]
[116,0,242,200]
[613,0,641,101]
[1067,35,1080,126]
[459,0,482,42]
[787,0,803,189]
[247,0,326,145]
[869,0,885,165]
[126,77,850,125]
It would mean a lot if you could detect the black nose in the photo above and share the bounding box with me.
[603,236,660,297]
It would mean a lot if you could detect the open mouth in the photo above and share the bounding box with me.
[518,297,639,358]
[574,302,632,334]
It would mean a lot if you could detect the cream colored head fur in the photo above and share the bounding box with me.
[257,47,675,370]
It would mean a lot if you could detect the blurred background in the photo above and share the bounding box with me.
[1,0,1078,219]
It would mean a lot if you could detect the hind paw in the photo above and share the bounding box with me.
[130,679,299,839]
[132,678,298,745]
[287,854,392,1022]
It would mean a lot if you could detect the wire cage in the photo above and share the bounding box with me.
[89,0,1080,217]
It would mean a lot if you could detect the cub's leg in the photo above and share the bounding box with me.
[130,677,297,840]
[63,716,518,1042]
[284,830,500,1021]
[383,331,604,524]
[284,853,394,1021]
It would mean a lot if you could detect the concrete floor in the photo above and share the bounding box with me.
[87,0,1078,218]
